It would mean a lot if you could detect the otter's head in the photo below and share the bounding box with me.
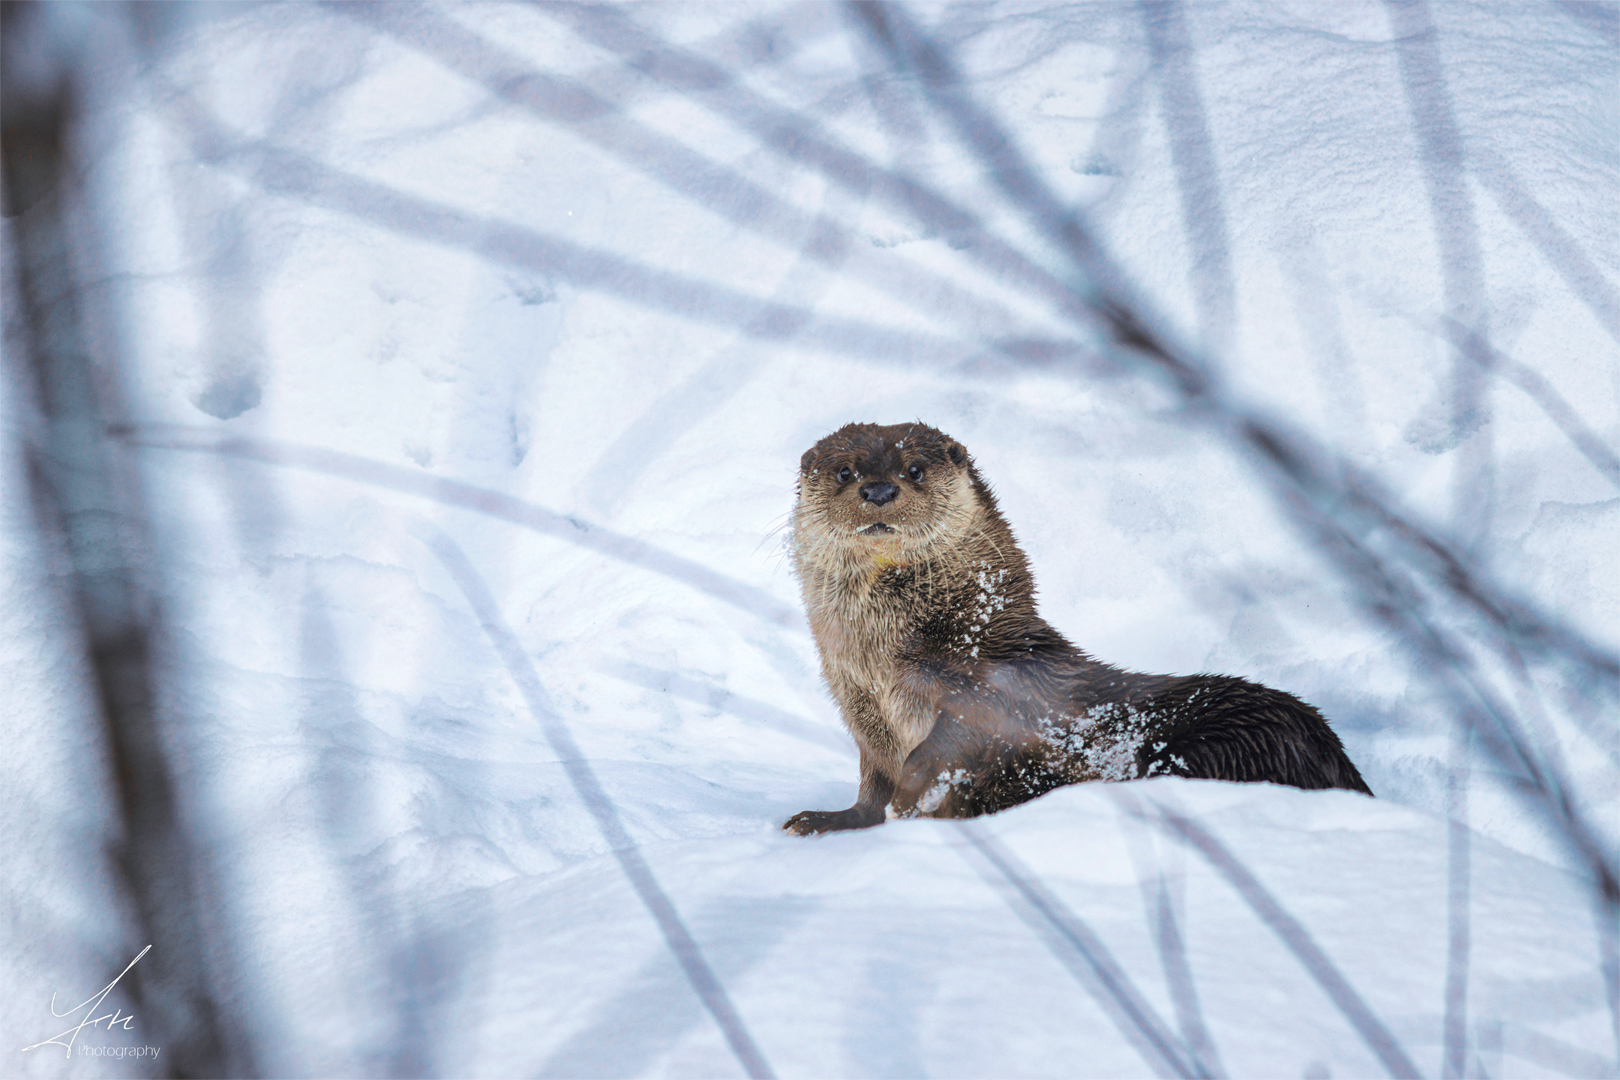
[793,422,982,570]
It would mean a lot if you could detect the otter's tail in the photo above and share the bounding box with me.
[1137,677,1373,796]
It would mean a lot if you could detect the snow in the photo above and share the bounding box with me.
[2,2,1615,1077]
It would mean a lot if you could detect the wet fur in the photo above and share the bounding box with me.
[785,422,1371,835]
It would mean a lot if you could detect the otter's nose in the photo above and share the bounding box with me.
[861,481,898,506]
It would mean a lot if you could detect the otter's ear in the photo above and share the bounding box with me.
[800,448,816,473]
[947,443,966,466]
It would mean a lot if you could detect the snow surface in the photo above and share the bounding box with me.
[2,2,1616,1077]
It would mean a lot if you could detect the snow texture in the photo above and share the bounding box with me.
[2,2,1615,1077]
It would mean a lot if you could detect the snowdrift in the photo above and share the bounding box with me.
[3,2,1615,1077]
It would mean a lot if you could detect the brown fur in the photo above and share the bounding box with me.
[784,422,1372,835]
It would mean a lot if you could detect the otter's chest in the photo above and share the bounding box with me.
[810,602,914,702]
[807,574,949,761]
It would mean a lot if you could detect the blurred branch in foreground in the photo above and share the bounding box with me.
[958,820,1207,1080]
[421,524,777,1080]
[1121,794,1425,1079]
[117,424,803,629]
[1,2,246,1073]
[846,1,1617,914]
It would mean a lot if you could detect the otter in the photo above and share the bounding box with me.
[783,421,1371,835]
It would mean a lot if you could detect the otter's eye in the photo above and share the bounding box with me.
[907,463,924,483]
[836,466,853,485]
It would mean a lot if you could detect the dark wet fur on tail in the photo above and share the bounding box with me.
[1136,676,1372,793]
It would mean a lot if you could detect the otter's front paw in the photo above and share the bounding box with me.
[783,810,839,836]
[783,808,878,835]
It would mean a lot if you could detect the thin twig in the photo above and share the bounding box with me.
[117,425,803,629]
[421,523,776,1080]
[1133,801,1424,1079]
[957,821,1201,1080]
